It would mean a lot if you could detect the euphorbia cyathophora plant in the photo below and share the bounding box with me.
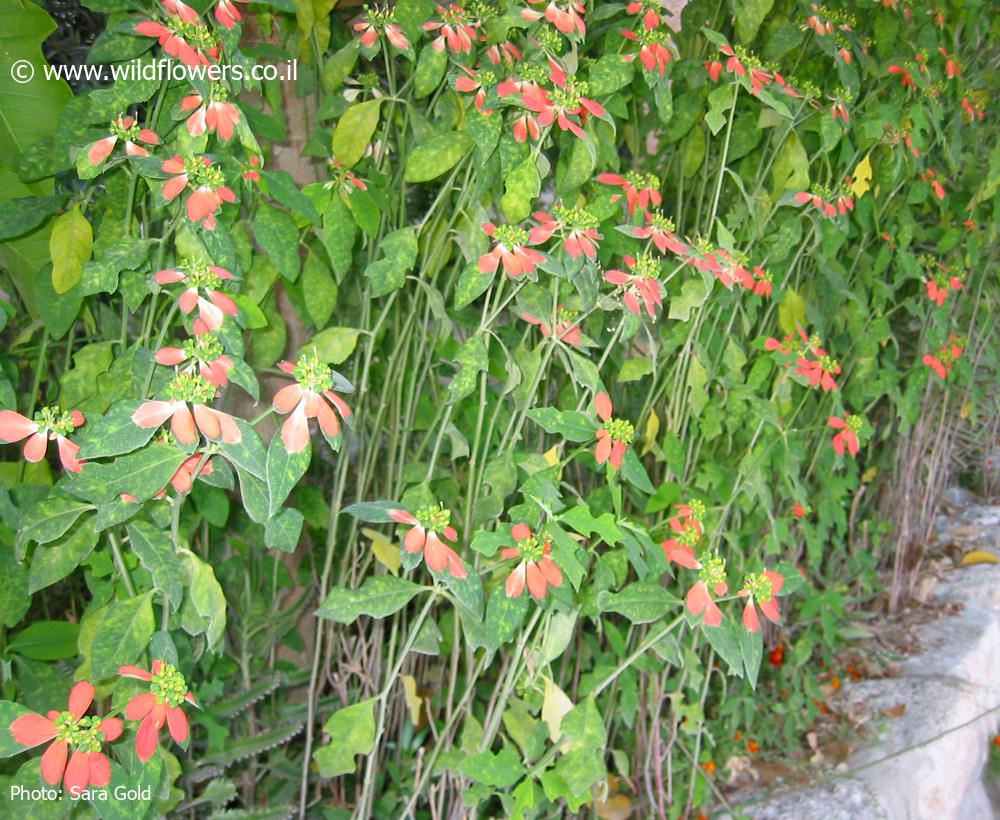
[0,0,995,816]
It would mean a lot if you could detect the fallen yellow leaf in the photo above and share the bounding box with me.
[541,678,573,752]
[401,675,423,724]
[595,794,633,820]
[364,527,400,575]
[543,445,561,466]
[849,154,872,198]
[960,550,998,566]
[960,402,971,420]
[640,409,660,456]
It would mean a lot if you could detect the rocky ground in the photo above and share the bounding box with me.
[729,488,1000,820]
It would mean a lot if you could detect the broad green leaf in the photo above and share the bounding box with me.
[301,327,361,365]
[218,417,267,480]
[313,698,376,777]
[302,251,339,327]
[0,194,66,241]
[180,551,226,650]
[90,593,155,678]
[333,99,383,168]
[559,505,623,545]
[447,333,488,403]
[15,492,92,551]
[364,227,418,297]
[618,357,653,382]
[261,170,321,226]
[668,277,710,322]
[236,466,269,523]
[525,408,595,442]
[343,500,403,523]
[466,586,529,652]
[126,520,183,609]
[777,287,807,335]
[322,194,357,277]
[771,132,809,194]
[50,206,92,294]
[433,564,484,619]
[501,158,540,222]
[75,399,159,460]
[587,54,633,95]
[6,620,79,661]
[265,435,311,516]
[0,701,33,758]
[265,507,304,552]
[620,448,656,494]
[65,443,187,505]
[254,203,300,281]
[413,42,447,97]
[404,133,473,183]
[734,0,773,43]
[466,107,502,165]
[701,615,744,676]
[553,696,606,798]
[28,521,98,593]
[316,575,427,624]
[0,545,30,627]
[741,625,764,690]
[459,744,525,789]
[597,582,678,624]
[454,261,491,309]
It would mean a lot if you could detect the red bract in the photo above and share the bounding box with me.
[684,555,728,628]
[479,222,545,278]
[354,6,410,50]
[923,337,964,380]
[520,58,605,140]
[119,662,197,761]
[87,115,159,165]
[528,205,602,259]
[155,330,233,387]
[794,190,838,218]
[389,504,466,577]
[0,406,85,472]
[10,682,122,796]
[921,168,947,200]
[752,266,773,297]
[521,307,582,347]
[594,391,634,470]
[272,354,353,453]
[605,254,663,317]
[795,348,841,392]
[888,64,915,90]
[660,502,706,568]
[738,570,785,632]
[620,27,672,76]
[501,523,563,600]
[155,260,237,331]
[161,155,237,230]
[135,0,218,68]
[180,88,241,141]
[486,41,521,67]
[925,273,963,306]
[214,0,242,29]
[521,0,586,36]
[629,211,688,254]
[626,0,662,30]
[598,171,661,215]
[326,158,367,192]
[828,414,862,456]
[455,66,495,113]
[132,371,241,446]
[423,4,479,53]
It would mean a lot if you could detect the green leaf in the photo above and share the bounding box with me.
[559,505,623,545]
[466,585,528,652]
[597,582,678,624]
[0,545,30,627]
[364,227,418,297]
[0,194,67,241]
[65,443,187,505]
[49,205,92,294]
[265,435,311,516]
[321,194,357,277]
[254,203,301,281]
[778,287,807,335]
[618,356,653,382]
[741,625,764,690]
[15,492,92,550]
[316,575,427,624]
[180,551,226,650]
[313,698,376,777]
[302,250,339,327]
[447,333,488,403]
[501,158,540,222]
[27,521,98,593]
[587,54,634,95]
[218,417,267,480]
[414,43,448,97]
[90,593,154,679]
[265,507,304,552]
[126,520,182,609]
[454,261,491,309]
[75,399,159,460]
[0,701,33,758]
[466,107,502,165]
[620,448,655,494]
[771,132,809,194]
[554,696,607,798]
[236,466,269,523]
[261,170,321,227]
[6,620,79,660]
[301,327,361,365]
[343,499,402,523]
[405,132,473,183]
[459,744,525,789]
[525,408,595,442]
[668,277,710,322]
[735,0,774,43]
[333,99,383,168]
[701,615,744,676]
